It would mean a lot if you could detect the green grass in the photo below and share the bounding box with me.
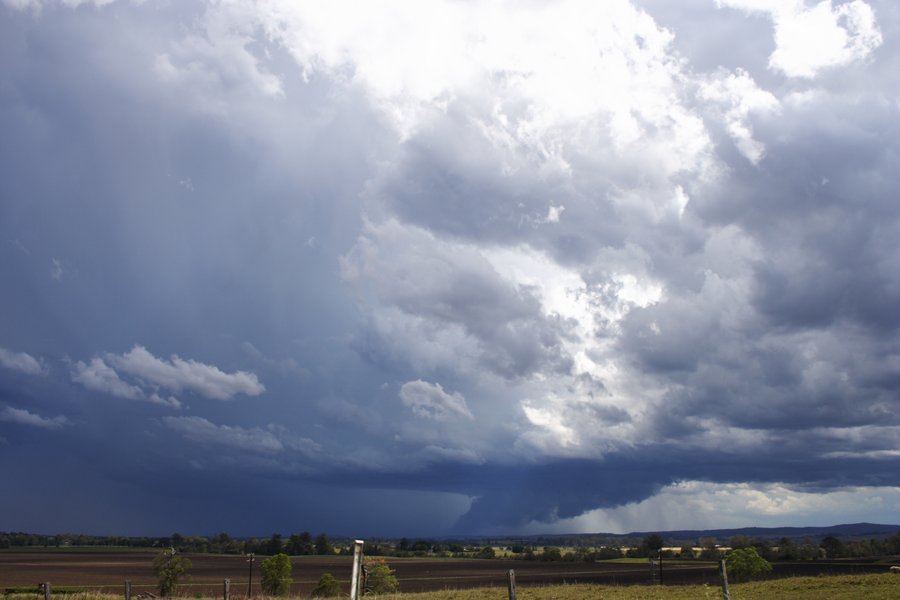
[2,573,897,600]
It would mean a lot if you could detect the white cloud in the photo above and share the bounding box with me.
[73,357,148,400]
[0,406,67,430]
[699,68,780,163]
[545,481,900,534]
[0,347,43,375]
[72,357,182,408]
[717,0,882,78]
[108,345,264,401]
[399,380,473,421]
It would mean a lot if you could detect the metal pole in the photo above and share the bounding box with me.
[246,554,254,598]
[350,540,364,600]
[125,580,132,600]
[224,578,230,600]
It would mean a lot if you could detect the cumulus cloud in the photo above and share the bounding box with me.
[399,380,473,421]
[698,68,780,163]
[0,347,42,375]
[71,346,262,406]
[108,345,264,400]
[0,406,67,429]
[717,0,883,77]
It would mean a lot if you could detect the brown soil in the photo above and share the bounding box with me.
[0,552,889,596]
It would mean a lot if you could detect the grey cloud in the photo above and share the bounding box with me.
[162,416,284,455]
[0,406,67,429]
[0,347,42,375]
[343,220,574,379]
[399,380,473,421]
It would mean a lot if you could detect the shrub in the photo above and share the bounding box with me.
[260,553,293,596]
[152,549,191,597]
[311,572,341,598]
[725,547,773,582]
[366,559,399,594]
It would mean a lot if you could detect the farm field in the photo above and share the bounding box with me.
[0,551,894,597]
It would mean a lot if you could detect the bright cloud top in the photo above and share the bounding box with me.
[717,0,882,77]
[0,347,42,375]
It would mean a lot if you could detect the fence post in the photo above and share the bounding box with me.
[125,580,132,600]
[42,582,51,600]
[719,559,731,600]
[224,579,230,600]
[507,569,517,600]
[350,540,364,600]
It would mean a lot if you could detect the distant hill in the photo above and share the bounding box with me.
[447,522,900,547]
[625,522,900,544]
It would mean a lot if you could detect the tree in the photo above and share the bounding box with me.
[266,533,283,556]
[725,547,772,582]
[260,553,293,596]
[311,572,341,598]
[366,559,399,594]
[152,548,191,597]
[315,533,332,555]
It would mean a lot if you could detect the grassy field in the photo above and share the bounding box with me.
[3,573,898,600]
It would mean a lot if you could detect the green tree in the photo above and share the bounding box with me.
[315,533,332,555]
[311,572,341,598]
[725,547,772,582]
[260,553,293,596]
[265,533,283,556]
[366,559,399,594]
[152,548,192,597]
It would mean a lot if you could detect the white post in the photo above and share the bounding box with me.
[350,540,364,600]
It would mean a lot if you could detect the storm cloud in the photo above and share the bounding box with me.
[1,0,899,536]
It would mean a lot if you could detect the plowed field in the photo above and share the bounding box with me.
[0,551,889,596]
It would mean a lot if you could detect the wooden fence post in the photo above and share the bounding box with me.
[224,578,230,600]
[42,582,51,600]
[719,559,731,600]
[350,540,364,600]
[507,569,517,600]
[125,580,132,600]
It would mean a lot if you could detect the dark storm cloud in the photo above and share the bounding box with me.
[2,0,899,536]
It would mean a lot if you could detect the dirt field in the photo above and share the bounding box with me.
[0,551,891,596]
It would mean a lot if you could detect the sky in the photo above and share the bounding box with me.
[1,0,900,538]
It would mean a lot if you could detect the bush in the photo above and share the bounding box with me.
[152,549,191,597]
[366,559,399,594]
[311,572,341,598]
[260,553,293,596]
[726,547,773,582]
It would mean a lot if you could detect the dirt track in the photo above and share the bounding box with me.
[0,552,891,596]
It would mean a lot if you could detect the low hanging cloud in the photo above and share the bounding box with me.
[72,357,182,408]
[0,347,43,375]
[71,346,263,406]
[109,346,264,400]
[399,380,474,421]
[0,406,67,429]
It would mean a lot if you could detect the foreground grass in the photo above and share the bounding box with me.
[3,573,898,600]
